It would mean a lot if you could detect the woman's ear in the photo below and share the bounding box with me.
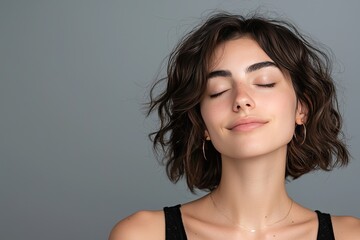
[295,100,308,125]
[204,130,210,140]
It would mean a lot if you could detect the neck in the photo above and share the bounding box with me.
[209,147,292,232]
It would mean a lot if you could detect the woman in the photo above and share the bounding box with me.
[110,12,360,239]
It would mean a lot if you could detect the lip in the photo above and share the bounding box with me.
[227,117,268,132]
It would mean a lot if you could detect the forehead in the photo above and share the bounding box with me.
[209,37,273,71]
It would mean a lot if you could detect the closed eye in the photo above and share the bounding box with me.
[210,90,228,98]
[256,83,276,88]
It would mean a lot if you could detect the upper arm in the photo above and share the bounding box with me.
[108,210,165,240]
[332,215,360,240]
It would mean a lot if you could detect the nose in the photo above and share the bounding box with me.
[232,87,255,112]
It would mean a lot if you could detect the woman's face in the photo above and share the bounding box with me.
[200,37,305,160]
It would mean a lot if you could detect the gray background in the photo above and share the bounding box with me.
[1,0,359,239]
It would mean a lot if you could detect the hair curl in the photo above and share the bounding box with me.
[147,12,349,192]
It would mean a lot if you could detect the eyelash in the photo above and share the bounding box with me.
[256,83,276,88]
[209,83,276,98]
[210,90,227,98]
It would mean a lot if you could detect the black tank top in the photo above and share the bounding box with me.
[164,205,335,240]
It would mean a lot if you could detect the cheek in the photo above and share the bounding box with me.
[279,98,297,118]
[200,101,226,135]
[200,104,216,131]
[274,84,297,114]
[275,93,297,135]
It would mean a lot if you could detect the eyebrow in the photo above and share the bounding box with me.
[246,61,277,73]
[207,61,278,80]
[207,69,232,79]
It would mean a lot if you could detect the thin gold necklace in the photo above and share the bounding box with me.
[209,193,294,233]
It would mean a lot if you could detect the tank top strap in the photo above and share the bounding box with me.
[315,210,335,240]
[164,205,187,240]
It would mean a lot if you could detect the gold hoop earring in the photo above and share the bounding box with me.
[202,140,207,160]
[202,136,210,160]
[294,124,307,145]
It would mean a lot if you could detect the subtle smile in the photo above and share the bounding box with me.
[227,118,268,132]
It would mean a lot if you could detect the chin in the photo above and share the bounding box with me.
[222,142,288,160]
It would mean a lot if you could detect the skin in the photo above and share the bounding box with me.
[109,37,360,240]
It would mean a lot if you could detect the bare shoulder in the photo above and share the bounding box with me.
[332,214,360,239]
[108,210,165,240]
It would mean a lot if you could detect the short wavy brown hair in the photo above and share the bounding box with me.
[147,12,349,192]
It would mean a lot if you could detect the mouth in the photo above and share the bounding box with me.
[227,118,268,132]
